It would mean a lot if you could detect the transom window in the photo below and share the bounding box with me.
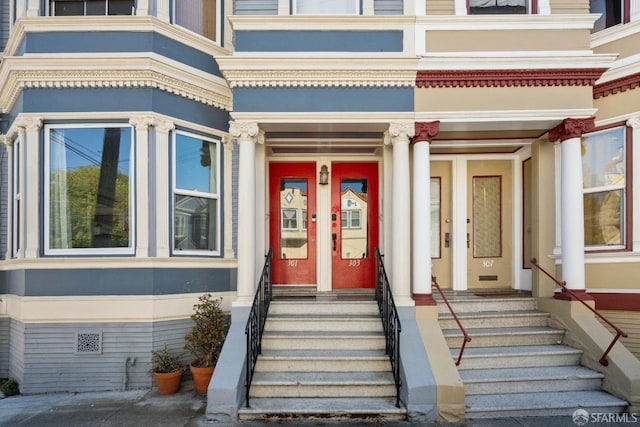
[50,0,134,16]
[294,0,359,14]
[469,0,528,14]
[45,125,134,255]
[582,126,630,250]
[173,131,220,255]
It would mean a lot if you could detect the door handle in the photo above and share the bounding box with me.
[445,232,450,248]
[332,233,337,251]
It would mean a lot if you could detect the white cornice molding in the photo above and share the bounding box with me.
[0,56,232,113]
[416,14,599,30]
[4,16,232,58]
[595,59,640,84]
[230,111,414,124]
[228,14,414,31]
[415,108,597,124]
[216,57,417,88]
[591,19,640,49]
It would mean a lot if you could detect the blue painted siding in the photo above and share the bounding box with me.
[234,0,278,14]
[20,32,222,77]
[234,30,403,52]
[234,87,413,112]
[20,88,230,131]
[0,267,236,296]
[375,0,404,14]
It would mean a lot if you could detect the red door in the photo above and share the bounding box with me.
[269,162,316,285]
[331,162,379,289]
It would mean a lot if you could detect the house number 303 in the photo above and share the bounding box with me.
[348,260,361,267]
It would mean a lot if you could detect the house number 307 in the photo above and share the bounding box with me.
[482,260,494,268]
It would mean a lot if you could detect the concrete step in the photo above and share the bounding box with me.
[465,390,628,419]
[269,301,379,316]
[238,397,406,421]
[255,350,391,372]
[461,366,604,395]
[265,314,382,332]
[438,310,549,329]
[437,297,538,314]
[249,371,396,398]
[444,326,564,348]
[453,345,583,370]
[261,330,386,351]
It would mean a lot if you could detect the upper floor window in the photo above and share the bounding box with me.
[173,0,220,42]
[173,131,220,255]
[12,140,21,258]
[591,0,628,32]
[294,0,359,14]
[469,0,527,14]
[582,126,630,250]
[50,0,134,16]
[45,124,134,255]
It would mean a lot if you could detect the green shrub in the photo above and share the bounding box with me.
[0,378,19,397]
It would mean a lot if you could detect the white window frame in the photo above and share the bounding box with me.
[171,130,221,256]
[582,126,628,251]
[44,123,135,256]
[12,138,21,258]
[281,208,298,231]
[341,209,362,229]
[293,0,360,15]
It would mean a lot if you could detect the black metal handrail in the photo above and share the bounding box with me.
[244,249,273,407]
[432,276,472,366]
[530,258,628,366]
[375,248,402,408]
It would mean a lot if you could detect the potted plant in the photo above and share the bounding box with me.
[149,343,184,395]
[184,294,229,394]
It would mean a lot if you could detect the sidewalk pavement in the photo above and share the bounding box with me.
[1,385,636,427]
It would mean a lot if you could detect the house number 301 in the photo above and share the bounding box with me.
[287,260,298,267]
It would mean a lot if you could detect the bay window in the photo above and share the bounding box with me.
[45,125,134,255]
[582,126,630,250]
[173,131,220,255]
[50,0,134,16]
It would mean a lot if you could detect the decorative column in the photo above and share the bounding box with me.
[412,121,440,306]
[628,116,640,252]
[16,117,42,259]
[548,118,595,300]
[223,136,235,258]
[130,116,154,258]
[1,134,12,260]
[230,121,264,303]
[135,0,149,15]
[155,120,175,258]
[26,0,39,16]
[384,122,414,305]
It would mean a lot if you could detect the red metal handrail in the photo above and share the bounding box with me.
[530,258,628,366]
[432,276,472,366]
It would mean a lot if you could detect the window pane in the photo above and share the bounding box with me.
[473,176,501,257]
[48,127,132,249]
[584,190,624,246]
[175,134,217,194]
[175,0,217,41]
[280,179,307,259]
[174,195,217,251]
[108,0,133,15]
[591,0,622,32]
[53,1,85,15]
[296,0,358,14]
[582,127,625,189]
[431,177,441,259]
[341,178,368,259]
[86,1,106,15]
[469,0,526,14]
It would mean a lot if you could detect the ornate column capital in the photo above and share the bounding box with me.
[384,121,415,145]
[412,121,440,144]
[627,115,640,129]
[129,116,156,130]
[548,117,595,143]
[155,120,175,135]
[15,116,43,132]
[229,121,265,144]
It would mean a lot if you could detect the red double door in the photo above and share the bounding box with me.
[269,162,379,289]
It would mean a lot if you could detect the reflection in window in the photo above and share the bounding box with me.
[173,131,219,254]
[295,0,358,14]
[590,0,623,32]
[341,178,368,259]
[473,176,502,258]
[431,178,441,259]
[46,125,133,253]
[582,127,627,248]
[50,0,134,15]
[469,0,527,14]
[280,179,308,259]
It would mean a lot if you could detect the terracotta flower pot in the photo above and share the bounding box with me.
[190,362,214,394]
[153,369,184,395]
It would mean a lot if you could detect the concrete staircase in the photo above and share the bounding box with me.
[437,291,628,418]
[238,299,406,421]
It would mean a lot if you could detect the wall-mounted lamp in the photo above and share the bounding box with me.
[319,164,329,185]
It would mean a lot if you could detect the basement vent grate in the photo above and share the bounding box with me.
[75,331,102,354]
[479,275,498,281]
